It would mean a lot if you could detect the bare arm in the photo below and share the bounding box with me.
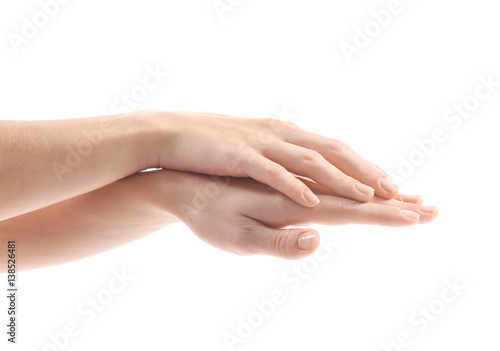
[0,170,178,271]
[0,110,163,221]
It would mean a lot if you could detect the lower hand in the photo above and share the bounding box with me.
[164,170,437,259]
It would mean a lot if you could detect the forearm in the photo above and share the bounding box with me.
[0,170,179,272]
[0,110,164,221]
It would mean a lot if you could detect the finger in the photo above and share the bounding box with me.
[370,197,437,224]
[251,194,421,228]
[314,196,421,226]
[295,182,436,224]
[299,178,422,206]
[233,221,320,259]
[263,142,375,203]
[282,129,399,198]
[241,153,320,207]
[393,194,423,204]
[295,179,434,222]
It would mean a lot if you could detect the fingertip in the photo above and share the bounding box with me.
[354,182,375,202]
[416,205,438,224]
[270,228,321,259]
[400,209,420,223]
[418,205,438,215]
[401,194,424,204]
[298,230,320,251]
[377,177,399,198]
[302,188,320,207]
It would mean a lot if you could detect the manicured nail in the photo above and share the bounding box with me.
[402,195,423,204]
[303,188,320,206]
[298,231,317,250]
[400,209,420,220]
[418,205,437,214]
[354,182,375,196]
[380,177,398,194]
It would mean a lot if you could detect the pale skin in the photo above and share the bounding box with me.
[0,169,436,272]
[0,110,400,221]
[0,110,437,271]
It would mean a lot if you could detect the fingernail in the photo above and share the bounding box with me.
[303,188,320,206]
[402,195,423,204]
[298,231,317,250]
[354,183,375,196]
[418,205,437,214]
[380,177,398,194]
[400,209,419,220]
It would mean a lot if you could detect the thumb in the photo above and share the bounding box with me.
[250,224,320,259]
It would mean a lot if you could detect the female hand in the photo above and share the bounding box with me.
[163,171,437,260]
[0,110,398,221]
[155,110,399,208]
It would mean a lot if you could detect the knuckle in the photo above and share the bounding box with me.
[336,197,361,211]
[232,152,259,176]
[333,172,354,187]
[282,177,300,192]
[358,161,378,177]
[265,118,299,135]
[258,118,276,127]
[263,164,283,180]
[273,120,298,133]
[300,149,322,163]
[284,121,300,129]
[270,231,290,258]
[326,138,346,155]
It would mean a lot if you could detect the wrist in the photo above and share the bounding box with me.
[125,109,172,170]
[154,169,205,224]
[132,109,181,169]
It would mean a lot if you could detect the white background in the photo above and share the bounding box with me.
[1,0,499,350]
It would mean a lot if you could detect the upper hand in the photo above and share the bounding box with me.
[155,111,400,208]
